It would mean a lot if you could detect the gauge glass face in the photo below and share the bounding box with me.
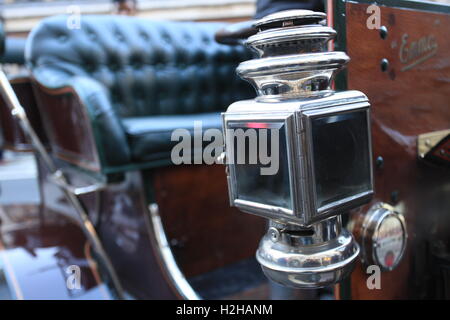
[374,215,406,269]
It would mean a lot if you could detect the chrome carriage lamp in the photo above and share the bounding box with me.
[222,10,374,288]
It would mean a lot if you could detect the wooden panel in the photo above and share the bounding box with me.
[344,2,450,299]
[153,164,266,278]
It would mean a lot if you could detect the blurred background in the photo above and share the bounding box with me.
[0,0,255,36]
[0,0,257,206]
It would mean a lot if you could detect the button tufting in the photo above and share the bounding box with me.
[25,15,258,166]
[193,51,205,63]
[58,33,68,42]
[161,31,171,43]
[28,15,254,122]
[109,63,120,71]
[85,28,97,40]
[140,31,150,41]
[115,32,125,42]
[130,54,144,69]
[85,63,97,72]
[183,33,192,42]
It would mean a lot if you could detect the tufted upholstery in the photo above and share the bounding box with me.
[26,15,254,170]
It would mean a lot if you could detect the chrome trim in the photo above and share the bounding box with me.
[301,101,370,115]
[254,9,326,29]
[235,199,293,217]
[237,52,349,77]
[256,216,360,288]
[317,191,374,215]
[238,12,349,100]
[148,203,200,300]
[247,25,336,51]
[222,9,374,288]
[237,52,349,100]
[49,170,107,196]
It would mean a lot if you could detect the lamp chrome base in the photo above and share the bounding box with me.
[256,216,359,289]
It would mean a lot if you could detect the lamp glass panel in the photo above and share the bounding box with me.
[228,121,292,209]
[311,110,371,208]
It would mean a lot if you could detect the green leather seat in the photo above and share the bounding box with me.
[122,112,222,163]
[26,15,254,172]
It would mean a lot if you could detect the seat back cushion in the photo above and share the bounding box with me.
[26,15,254,118]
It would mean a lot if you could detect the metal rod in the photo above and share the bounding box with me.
[148,203,200,300]
[0,69,125,299]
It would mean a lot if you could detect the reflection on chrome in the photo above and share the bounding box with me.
[222,9,374,288]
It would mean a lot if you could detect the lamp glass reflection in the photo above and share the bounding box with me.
[311,110,371,208]
[228,121,292,209]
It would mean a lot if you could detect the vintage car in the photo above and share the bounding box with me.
[0,0,448,300]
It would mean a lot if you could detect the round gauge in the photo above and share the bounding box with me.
[361,203,407,271]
